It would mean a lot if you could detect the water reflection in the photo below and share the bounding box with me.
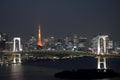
[0,57,120,80]
[10,64,24,80]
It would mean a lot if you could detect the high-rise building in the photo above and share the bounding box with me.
[37,25,43,47]
[48,37,55,49]
[78,37,88,51]
[65,36,69,45]
[73,34,79,50]
[73,34,79,45]
[28,35,37,50]
[0,32,8,50]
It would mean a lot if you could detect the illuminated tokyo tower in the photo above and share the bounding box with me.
[37,25,43,47]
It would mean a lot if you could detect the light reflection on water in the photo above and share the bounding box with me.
[0,64,61,80]
[10,64,24,80]
[0,57,120,80]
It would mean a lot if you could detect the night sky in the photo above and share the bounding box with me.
[0,0,120,41]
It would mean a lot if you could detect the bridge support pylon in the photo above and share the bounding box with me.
[12,37,22,64]
[97,56,107,70]
[13,54,16,64]
[13,54,21,64]
[18,54,21,63]
[13,37,22,52]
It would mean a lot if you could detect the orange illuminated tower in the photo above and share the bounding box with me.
[37,25,43,47]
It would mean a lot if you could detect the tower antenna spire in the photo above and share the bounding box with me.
[37,24,43,47]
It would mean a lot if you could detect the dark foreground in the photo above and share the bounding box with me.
[55,69,120,79]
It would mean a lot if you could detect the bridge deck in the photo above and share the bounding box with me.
[0,50,120,58]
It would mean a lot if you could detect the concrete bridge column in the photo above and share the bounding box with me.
[18,54,21,63]
[97,56,107,70]
[97,37,100,55]
[13,54,22,64]
[13,54,16,64]
[96,35,108,55]
[13,37,22,52]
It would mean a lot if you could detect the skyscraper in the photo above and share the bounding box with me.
[0,32,8,50]
[37,25,43,47]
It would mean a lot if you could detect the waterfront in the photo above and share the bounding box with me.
[0,57,120,80]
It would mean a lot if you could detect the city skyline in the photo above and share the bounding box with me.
[0,0,120,41]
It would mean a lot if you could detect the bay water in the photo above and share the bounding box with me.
[0,57,120,80]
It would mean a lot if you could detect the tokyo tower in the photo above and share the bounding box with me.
[37,25,43,47]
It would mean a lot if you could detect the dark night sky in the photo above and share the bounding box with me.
[0,0,120,41]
